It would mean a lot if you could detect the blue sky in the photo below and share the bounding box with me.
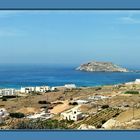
[0,11,140,67]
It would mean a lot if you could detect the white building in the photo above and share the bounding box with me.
[61,106,83,121]
[125,79,140,85]
[0,89,16,96]
[74,100,89,105]
[20,87,35,94]
[35,86,50,93]
[26,111,53,119]
[0,108,9,117]
[0,90,2,95]
[20,87,26,93]
[135,79,140,83]
[88,95,109,101]
[0,108,9,123]
[51,87,58,91]
[21,86,50,93]
[35,86,41,92]
[64,84,76,89]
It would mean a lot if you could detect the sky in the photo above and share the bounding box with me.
[0,10,140,67]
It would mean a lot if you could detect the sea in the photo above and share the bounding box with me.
[0,64,140,89]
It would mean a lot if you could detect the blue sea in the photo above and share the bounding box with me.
[0,64,140,89]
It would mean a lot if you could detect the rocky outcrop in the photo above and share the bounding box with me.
[78,124,96,130]
[76,61,129,72]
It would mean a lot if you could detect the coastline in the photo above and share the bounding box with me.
[0,64,140,89]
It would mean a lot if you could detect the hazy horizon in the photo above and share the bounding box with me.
[0,11,140,67]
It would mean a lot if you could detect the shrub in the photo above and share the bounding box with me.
[38,101,51,104]
[11,119,69,129]
[95,87,102,91]
[52,102,63,105]
[48,106,53,110]
[40,106,48,109]
[113,113,120,118]
[96,123,102,128]
[69,102,72,105]
[69,102,78,105]
[10,112,25,118]
[2,97,7,101]
[70,97,73,101]
[101,120,106,124]
[101,105,109,109]
[124,91,139,94]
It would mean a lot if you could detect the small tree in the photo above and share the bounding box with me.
[2,97,7,101]
[10,112,25,118]
[124,91,139,94]
[72,102,78,105]
[101,105,109,109]
[38,101,51,104]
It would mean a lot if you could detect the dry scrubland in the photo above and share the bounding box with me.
[1,83,140,129]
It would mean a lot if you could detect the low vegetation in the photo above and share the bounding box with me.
[11,119,72,129]
[124,91,139,94]
[10,112,25,118]
[95,87,102,91]
[101,105,109,109]
[38,101,51,104]
[69,102,78,105]
[2,97,7,101]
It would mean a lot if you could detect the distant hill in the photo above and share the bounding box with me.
[76,61,129,72]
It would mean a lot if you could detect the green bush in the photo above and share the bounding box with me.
[101,105,109,109]
[95,87,102,91]
[2,97,7,101]
[38,101,51,104]
[101,120,106,124]
[10,112,25,118]
[11,119,69,129]
[69,102,78,105]
[124,91,139,94]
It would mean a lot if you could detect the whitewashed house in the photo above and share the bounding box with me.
[0,108,9,117]
[74,100,89,105]
[51,87,58,91]
[88,95,109,101]
[135,79,140,84]
[21,86,50,94]
[61,106,83,121]
[28,87,35,92]
[0,108,9,123]
[44,86,51,92]
[35,86,41,92]
[64,84,76,89]
[20,87,26,93]
[0,89,2,95]
[0,89,16,96]
[26,111,53,119]
[35,86,50,93]
[20,87,35,94]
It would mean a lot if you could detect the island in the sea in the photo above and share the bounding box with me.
[76,61,129,72]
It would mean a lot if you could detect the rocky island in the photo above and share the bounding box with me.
[76,61,129,72]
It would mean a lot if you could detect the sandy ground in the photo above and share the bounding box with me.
[16,107,40,114]
[49,100,70,114]
[116,108,140,123]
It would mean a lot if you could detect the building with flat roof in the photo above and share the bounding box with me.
[61,106,83,121]
[0,89,16,96]
[64,84,76,89]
